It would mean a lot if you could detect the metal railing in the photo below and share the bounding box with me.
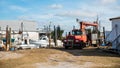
[112,34,120,52]
[105,26,116,40]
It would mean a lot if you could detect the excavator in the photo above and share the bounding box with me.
[63,20,98,49]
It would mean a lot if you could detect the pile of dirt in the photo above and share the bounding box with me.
[0,48,120,68]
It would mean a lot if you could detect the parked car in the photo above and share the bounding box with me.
[30,35,63,48]
[30,35,55,48]
[16,44,37,50]
[15,39,37,50]
[57,40,63,47]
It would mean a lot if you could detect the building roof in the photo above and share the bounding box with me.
[110,17,120,21]
[0,20,38,31]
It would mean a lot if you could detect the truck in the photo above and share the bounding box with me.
[63,20,98,49]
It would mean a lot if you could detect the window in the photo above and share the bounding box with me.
[72,30,82,35]
[43,38,46,40]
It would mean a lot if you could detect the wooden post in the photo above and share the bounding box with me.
[48,23,51,48]
[9,28,11,48]
[103,27,106,45]
[48,33,51,48]
[21,22,23,40]
[6,25,9,51]
[54,26,57,47]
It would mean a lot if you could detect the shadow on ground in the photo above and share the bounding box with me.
[50,47,120,57]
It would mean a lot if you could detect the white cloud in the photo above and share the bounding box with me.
[55,10,97,18]
[18,14,54,20]
[9,5,28,12]
[49,4,63,9]
[101,0,117,4]
[114,6,120,10]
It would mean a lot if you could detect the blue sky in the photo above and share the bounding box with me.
[0,0,120,33]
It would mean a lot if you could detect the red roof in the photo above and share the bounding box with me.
[110,17,120,21]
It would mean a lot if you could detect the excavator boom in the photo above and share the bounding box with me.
[80,21,98,32]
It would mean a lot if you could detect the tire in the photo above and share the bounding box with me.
[65,46,68,49]
[83,43,86,47]
[18,47,23,50]
[118,50,120,55]
[93,44,97,47]
[79,46,83,49]
[79,42,86,49]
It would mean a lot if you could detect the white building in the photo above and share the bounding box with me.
[0,20,39,40]
[109,17,120,51]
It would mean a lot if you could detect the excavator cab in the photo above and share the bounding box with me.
[72,30,82,35]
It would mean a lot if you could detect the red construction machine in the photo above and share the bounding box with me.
[63,20,98,49]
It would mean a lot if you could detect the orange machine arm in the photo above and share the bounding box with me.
[80,21,98,32]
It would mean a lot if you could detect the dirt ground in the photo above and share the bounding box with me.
[0,47,120,68]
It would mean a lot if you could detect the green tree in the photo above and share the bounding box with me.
[51,25,64,40]
[57,25,64,40]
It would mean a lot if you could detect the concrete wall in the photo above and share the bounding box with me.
[27,32,39,40]
[0,31,39,40]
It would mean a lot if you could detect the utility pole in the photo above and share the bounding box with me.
[98,21,101,32]
[73,25,75,30]
[21,22,23,40]
[66,32,67,38]
[46,26,48,36]
[0,26,1,39]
